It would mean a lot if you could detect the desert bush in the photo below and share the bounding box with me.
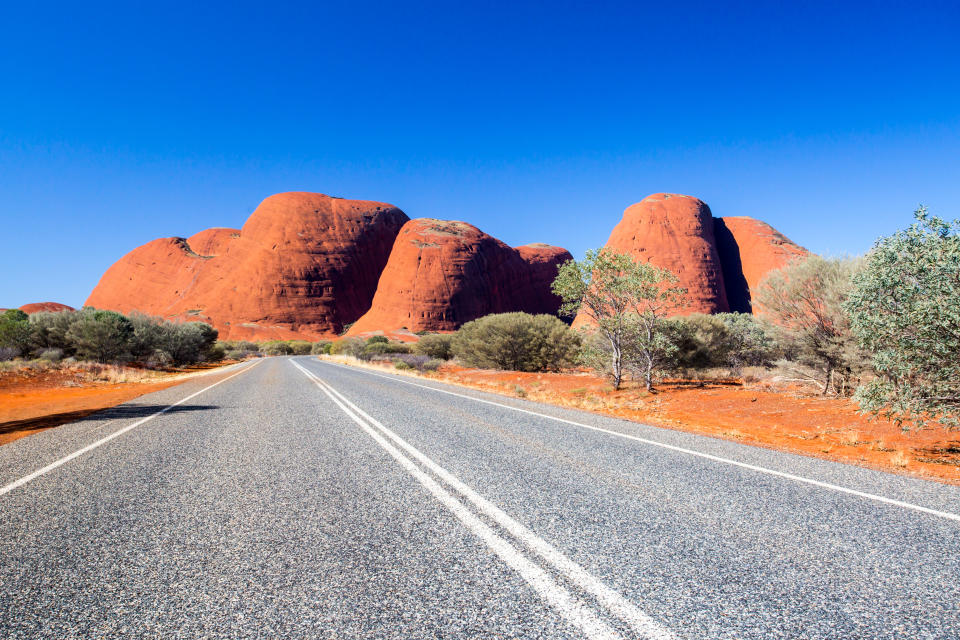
[846,207,960,428]
[127,313,170,361]
[260,340,294,356]
[0,309,33,357]
[0,346,20,361]
[366,335,389,344]
[395,360,413,370]
[756,255,868,395]
[414,334,454,360]
[329,337,366,358]
[666,313,778,374]
[163,322,219,365]
[392,353,431,371]
[311,341,332,355]
[29,310,77,355]
[421,358,443,372]
[39,348,64,362]
[285,340,313,355]
[65,308,134,363]
[452,312,580,372]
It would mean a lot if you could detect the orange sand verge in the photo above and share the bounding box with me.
[0,364,233,446]
[333,359,960,485]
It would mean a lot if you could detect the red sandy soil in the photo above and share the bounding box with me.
[351,360,960,485]
[0,364,231,446]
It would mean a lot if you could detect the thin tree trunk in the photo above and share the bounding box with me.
[610,337,622,390]
[822,364,833,396]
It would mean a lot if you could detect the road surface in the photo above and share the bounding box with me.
[1,356,958,639]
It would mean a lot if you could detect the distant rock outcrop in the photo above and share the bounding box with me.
[87,192,409,340]
[348,219,571,335]
[86,189,805,341]
[19,302,75,314]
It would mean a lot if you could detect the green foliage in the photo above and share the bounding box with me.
[552,248,686,390]
[329,337,366,358]
[311,341,332,355]
[756,255,867,395]
[846,207,960,429]
[29,310,77,355]
[667,313,778,373]
[366,335,389,344]
[164,322,219,365]
[65,308,134,363]
[0,309,33,357]
[452,312,580,372]
[414,333,454,360]
[286,340,313,355]
[260,340,294,356]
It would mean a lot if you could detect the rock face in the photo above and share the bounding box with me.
[19,302,75,314]
[87,189,803,340]
[602,193,730,315]
[87,193,409,340]
[714,216,808,313]
[348,220,571,334]
[575,193,806,326]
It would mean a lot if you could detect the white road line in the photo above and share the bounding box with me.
[0,360,261,498]
[313,358,960,524]
[292,360,673,640]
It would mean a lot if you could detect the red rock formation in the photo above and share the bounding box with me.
[87,193,409,340]
[714,216,808,313]
[186,228,240,257]
[576,194,730,325]
[348,219,571,335]
[19,302,75,314]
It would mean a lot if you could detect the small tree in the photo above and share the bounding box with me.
[552,249,685,390]
[755,255,866,395]
[0,309,33,357]
[29,310,78,356]
[846,207,960,429]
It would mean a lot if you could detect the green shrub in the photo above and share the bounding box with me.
[29,310,77,356]
[260,340,294,356]
[164,322,219,365]
[286,340,313,355]
[665,313,778,373]
[414,334,454,360]
[452,312,580,372]
[421,358,443,372]
[311,341,332,355]
[366,335,389,344]
[329,337,365,358]
[394,360,413,370]
[0,309,33,357]
[65,308,134,363]
[39,348,64,362]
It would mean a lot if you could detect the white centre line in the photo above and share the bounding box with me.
[0,360,261,498]
[292,360,673,640]
[312,358,960,524]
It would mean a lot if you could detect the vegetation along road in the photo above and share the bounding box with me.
[1,356,958,639]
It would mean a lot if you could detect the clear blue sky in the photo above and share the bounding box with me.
[2,1,958,308]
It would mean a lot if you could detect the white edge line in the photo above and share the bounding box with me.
[291,360,625,640]
[311,358,960,524]
[0,360,261,497]
[292,360,674,640]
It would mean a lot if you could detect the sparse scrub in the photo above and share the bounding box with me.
[329,337,366,358]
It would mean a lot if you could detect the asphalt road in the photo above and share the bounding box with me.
[1,356,958,639]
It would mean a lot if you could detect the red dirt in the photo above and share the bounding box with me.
[390,363,960,484]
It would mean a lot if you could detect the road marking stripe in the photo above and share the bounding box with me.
[292,360,673,640]
[313,359,960,524]
[0,360,261,498]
